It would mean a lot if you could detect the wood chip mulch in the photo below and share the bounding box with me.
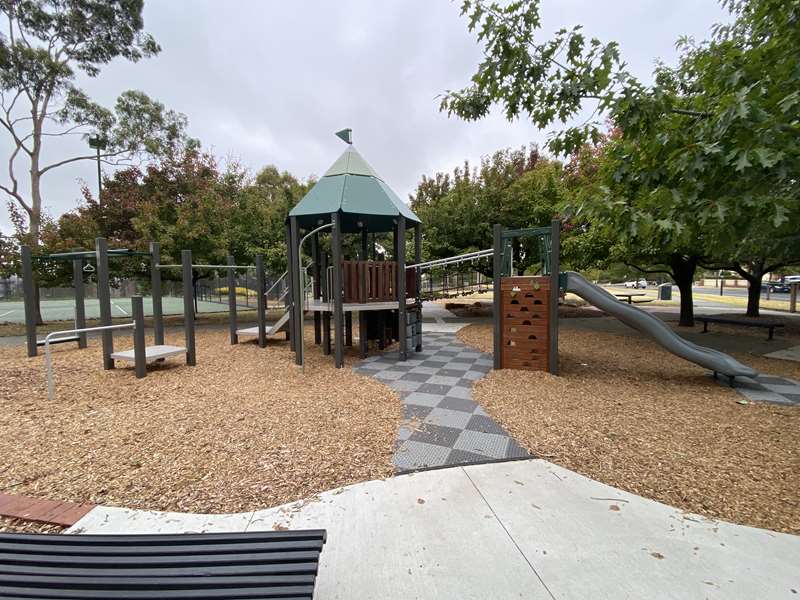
[457,323,800,534]
[0,326,400,532]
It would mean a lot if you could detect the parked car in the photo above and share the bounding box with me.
[763,282,790,293]
[624,279,647,289]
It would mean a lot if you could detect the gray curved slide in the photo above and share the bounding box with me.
[564,271,758,378]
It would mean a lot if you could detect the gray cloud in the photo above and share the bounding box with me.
[0,0,727,234]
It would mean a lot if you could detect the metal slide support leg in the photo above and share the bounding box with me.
[72,259,87,348]
[132,295,147,379]
[150,241,164,346]
[256,254,267,348]
[331,212,344,368]
[21,245,37,357]
[397,217,407,361]
[290,217,303,365]
[414,223,422,352]
[549,218,560,375]
[182,250,196,366]
[492,224,502,370]
[227,255,238,344]
[96,237,114,369]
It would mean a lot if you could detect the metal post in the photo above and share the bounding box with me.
[285,222,295,350]
[549,218,560,375]
[227,255,238,344]
[414,223,422,352]
[290,217,303,365]
[182,249,196,366]
[345,312,353,346]
[331,212,344,368]
[790,283,798,313]
[21,245,37,357]
[321,252,331,355]
[256,253,267,348]
[96,237,114,369]
[150,242,164,346]
[397,217,407,361]
[492,224,502,370]
[72,259,87,348]
[312,233,321,345]
[132,295,147,379]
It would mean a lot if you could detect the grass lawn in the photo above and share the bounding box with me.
[458,323,800,534]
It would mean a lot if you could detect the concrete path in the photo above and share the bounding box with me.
[354,331,529,472]
[68,459,800,600]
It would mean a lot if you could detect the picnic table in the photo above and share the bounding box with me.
[615,292,647,304]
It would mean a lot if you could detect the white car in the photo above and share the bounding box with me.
[624,279,648,289]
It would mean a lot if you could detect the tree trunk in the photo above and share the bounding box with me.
[29,165,44,325]
[745,278,762,317]
[670,254,698,327]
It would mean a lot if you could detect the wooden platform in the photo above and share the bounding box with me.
[110,345,186,363]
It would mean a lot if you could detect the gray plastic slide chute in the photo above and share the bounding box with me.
[563,271,758,379]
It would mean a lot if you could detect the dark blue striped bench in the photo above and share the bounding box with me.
[0,529,326,599]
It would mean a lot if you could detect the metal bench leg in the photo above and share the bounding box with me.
[768,327,774,341]
[702,321,708,333]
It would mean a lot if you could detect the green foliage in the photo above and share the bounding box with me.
[411,145,567,274]
[448,0,800,319]
[41,148,313,282]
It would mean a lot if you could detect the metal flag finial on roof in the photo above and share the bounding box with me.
[335,128,352,144]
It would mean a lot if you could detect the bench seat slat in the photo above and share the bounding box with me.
[0,584,315,599]
[0,530,326,545]
[0,561,320,578]
[0,540,323,556]
[0,550,321,568]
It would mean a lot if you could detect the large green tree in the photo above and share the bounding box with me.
[443,0,799,323]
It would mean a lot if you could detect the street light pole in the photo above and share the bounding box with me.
[88,136,107,208]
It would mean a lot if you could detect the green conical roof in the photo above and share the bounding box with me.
[289,145,420,233]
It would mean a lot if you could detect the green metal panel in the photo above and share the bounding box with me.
[289,144,420,233]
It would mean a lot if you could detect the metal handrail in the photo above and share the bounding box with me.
[156,263,257,270]
[45,323,135,400]
[408,249,492,270]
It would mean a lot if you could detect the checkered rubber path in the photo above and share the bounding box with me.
[720,374,800,406]
[354,331,530,473]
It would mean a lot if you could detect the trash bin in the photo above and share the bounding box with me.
[658,283,672,301]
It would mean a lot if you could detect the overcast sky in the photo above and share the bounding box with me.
[0,0,729,235]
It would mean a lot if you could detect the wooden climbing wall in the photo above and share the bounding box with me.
[500,276,550,371]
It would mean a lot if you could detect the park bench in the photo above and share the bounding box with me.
[0,529,327,599]
[699,316,784,340]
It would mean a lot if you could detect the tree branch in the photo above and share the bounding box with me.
[623,262,672,276]
[39,149,130,175]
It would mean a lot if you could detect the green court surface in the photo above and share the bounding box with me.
[0,297,231,324]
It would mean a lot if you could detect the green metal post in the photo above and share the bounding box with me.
[21,245,37,357]
[227,255,238,345]
[182,249,196,366]
[72,259,87,348]
[256,253,267,348]
[549,219,560,375]
[132,295,147,379]
[493,224,502,370]
[150,242,164,346]
[96,237,114,369]
[331,212,344,368]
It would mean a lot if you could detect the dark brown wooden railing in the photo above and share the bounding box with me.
[341,261,418,303]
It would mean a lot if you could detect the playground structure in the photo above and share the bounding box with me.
[17,129,758,390]
[284,129,422,368]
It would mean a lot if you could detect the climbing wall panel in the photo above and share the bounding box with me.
[500,276,550,371]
